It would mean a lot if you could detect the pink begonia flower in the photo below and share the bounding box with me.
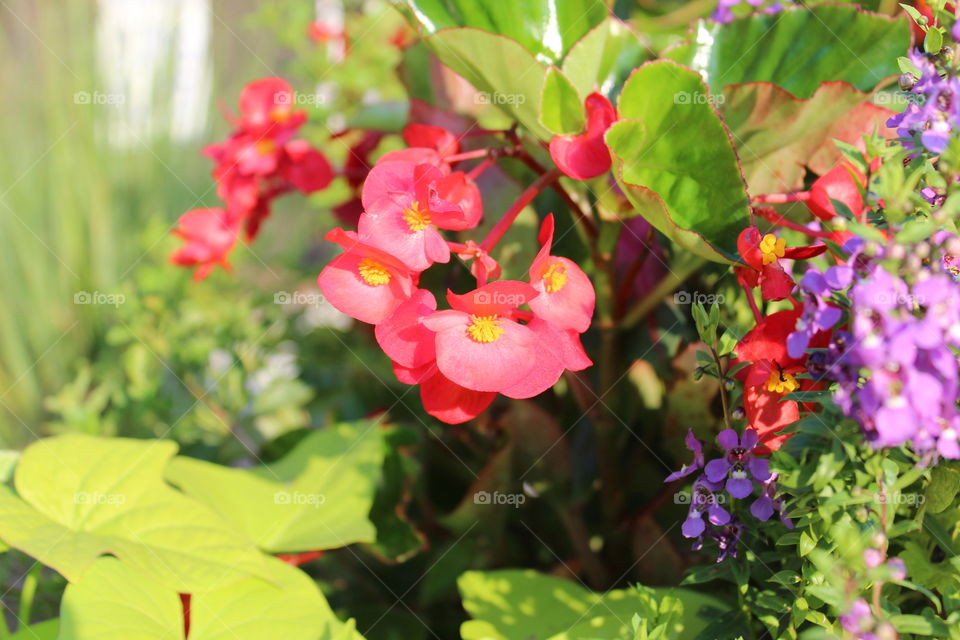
[548,92,617,180]
[170,208,240,281]
[317,228,415,324]
[501,317,592,399]
[421,281,539,393]
[528,214,596,333]
[393,361,496,424]
[375,289,437,369]
[359,162,473,271]
[402,124,460,159]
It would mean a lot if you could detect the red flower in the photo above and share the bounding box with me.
[734,309,829,453]
[548,92,617,180]
[528,214,595,333]
[236,77,306,139]
[316,228,415,324]
[393,362,496,424]
[736,227,827,301]
[806,163,865,221]
[170,208,240,281]
[402,124,460,159]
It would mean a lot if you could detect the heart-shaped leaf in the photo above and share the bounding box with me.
[606,60,750,263]
[0,435,269,591]
[165,422,383,553]
[665,5,909,99]
[58,556,364,640]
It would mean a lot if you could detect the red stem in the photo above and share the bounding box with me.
[466,157,495,181]
[445,148,490,163]
[741,279,763,323]
[752,191,811,204]
[479,168,562,252]
[179,593,191,639]
[276,550,325,566]
[757,208,834,239]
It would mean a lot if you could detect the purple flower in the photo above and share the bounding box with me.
[665,429,704,482]
[709,521,743,562]
[887,49,960,155]
[750,473,793,528]
[788,269,843,358]
[840,599,876,639]
[681,476,730,538]
[705,429,770,499]
[888,557,906,581]
[711,0,790,23]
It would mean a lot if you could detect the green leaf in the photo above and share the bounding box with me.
[166,422,383,553]
[539,67,584,135]
[11,620,58,640]
[665,6,909,99]
[924,26,944,54]
[560,17,648,99]
[457,569,730,640]
[607,61,751,263]
[0,435,269,591]
[398,0,608,66]
[925,464,960,514]
[415,28,550,138]
[58,556,364,640]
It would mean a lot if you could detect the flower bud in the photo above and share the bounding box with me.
[898,73,917,91]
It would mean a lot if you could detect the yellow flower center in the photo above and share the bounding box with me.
[759,234,786,266]
[765,368,799,394]
[357,258,392,286]
[402,200,432,232]
[466,315,504,343]
[541,261,568,293]
[255,139,277,155]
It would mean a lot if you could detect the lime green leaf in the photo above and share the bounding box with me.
[58,556,365,640]
[10,620,58,640]
[925,464,960,514]
[0,449,19,483]
[607,61,750,263]
[665,6,909,99]
[560,17,649,99]
[458,569,730,640]
[539,67,584,135]
[924,27,943,54]
[166,422,383,553]
[398,0,608,66]
[0,435,269,591]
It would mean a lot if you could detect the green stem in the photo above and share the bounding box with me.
[18,563,41,629]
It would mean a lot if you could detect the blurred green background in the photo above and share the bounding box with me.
[0,0,411,450]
